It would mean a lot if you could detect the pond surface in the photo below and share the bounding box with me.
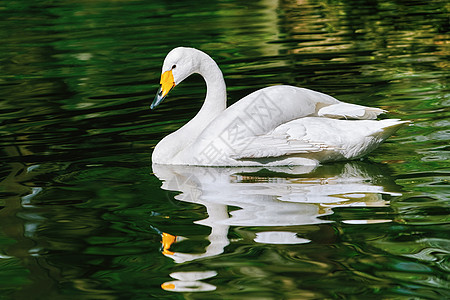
[0,0,449,299]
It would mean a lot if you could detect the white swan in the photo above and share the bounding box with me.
[151,47,408,166]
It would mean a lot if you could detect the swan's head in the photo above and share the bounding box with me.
[151,47,201,109]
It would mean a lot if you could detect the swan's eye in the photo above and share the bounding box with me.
[171,65,176,69]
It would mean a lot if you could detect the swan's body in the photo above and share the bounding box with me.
[152,47,407,166]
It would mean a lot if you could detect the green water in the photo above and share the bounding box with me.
[0,0,449,299]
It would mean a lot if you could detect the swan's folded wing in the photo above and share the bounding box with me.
[231,137,315,159]
[228,117,339,160]
[230,135,331,159]
[318,103,386,120]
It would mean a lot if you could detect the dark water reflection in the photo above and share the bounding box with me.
[1,0,449,299]
[153,163,399,263]
[153,163,448,297]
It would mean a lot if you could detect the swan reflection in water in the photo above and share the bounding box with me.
[153,162,401,292]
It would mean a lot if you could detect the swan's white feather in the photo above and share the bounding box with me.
[317,103,386,119]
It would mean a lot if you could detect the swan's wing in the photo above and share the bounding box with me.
[230,136,325,159]
[198,85,385,149]
[229,118,407,160]
[202,85,341,138]
[317,103,386,120]
[229,119,335,160]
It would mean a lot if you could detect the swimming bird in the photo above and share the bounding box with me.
[151,47,407,166]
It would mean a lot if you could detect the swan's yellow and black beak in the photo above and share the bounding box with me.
[151,70,175,110]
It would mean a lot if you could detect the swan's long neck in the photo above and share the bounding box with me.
[178,51,226,138]
[152,51,227,164]
[194,52,227,122]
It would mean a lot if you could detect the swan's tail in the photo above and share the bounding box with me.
[373,119,410,140]
[343,118,410,160]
